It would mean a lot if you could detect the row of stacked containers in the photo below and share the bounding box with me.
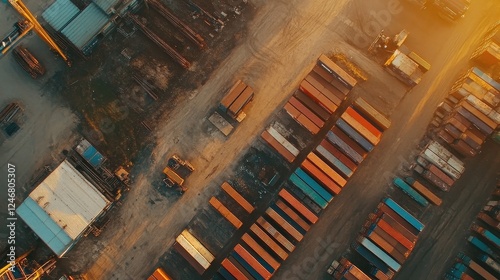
[330,198,425,280]
[446,179,500,280]
[212,55,396,279]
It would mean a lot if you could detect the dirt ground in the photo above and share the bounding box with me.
[0,0,79,252]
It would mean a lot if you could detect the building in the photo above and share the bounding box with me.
[16,160,111,257]
[42,0,140,55]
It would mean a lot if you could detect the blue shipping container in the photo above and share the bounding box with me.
[294,168,334,202]
[289,174,328,209]
[472,67,500,92]
[359,237,401,272]
[468,236,499,260]
[482,229,500,249]
[336,119,374,152]
[383,198,424,232]
[354,244,392,275]
[393,177,429,207]
[218,267,236,280]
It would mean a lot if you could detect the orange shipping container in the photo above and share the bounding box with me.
[301,159,342,195]
[299,80,338,113]
[221,182,254,214]
[306,152,347,187]
[234,244,273,279]
[209,197,243,228]
[221,258,250,280]
[265,208,304,241]
[261,130,295,163]
[221,80,247,110]
[241,233,281,270]
[345,107,382,139]
[278,189,318,224]
[289,96,325,127]
[275,200,311,231]
[293,90,331,121]
[250,223,289,260]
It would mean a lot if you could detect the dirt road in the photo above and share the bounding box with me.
[62,0,369,279]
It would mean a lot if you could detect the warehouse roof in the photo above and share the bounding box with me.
[93,0,120,14]
[61,2,110,49]
[42,0,80,31]
[17,160,110,257]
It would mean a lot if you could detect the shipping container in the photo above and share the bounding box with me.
[456,106,494,134]
[413,165,451,192]
[404,177,442,206]
[327,130,364,164]
[278,189,319,224]
[421,149,462,180]
[270,204,307,235]
[447,116,468,132]
[217,266,236,280]
[150,268,172,280]
[331,126,369,158]
[289,173,330,208]
[471,67,500,92]
[250,224,289,260]
[458,253,496,280]
[220,258,249,280]
[173,242,207,275]
[306,71,346,104]
[220,80,247,111]
[318,139,358,172]
[336,258,371,280]
[261,130,295,163]
[426,141,465,173]
[358,237,401,272]
[437,129,455,144]
[472,225,500,249]
[180,230,215,263]
[467,236,500,260]
[301,159,343,195]
[265,207,304,242]
[465,94,494,116]
[241,233,280,272]
[227,256,255,280]
[256,217,295,252]
[393,177,429,207]
[375,217,415,250]
[288,96,325,127]
[318,54,357,90]
[383,198,425,232]
[479,254,500,274]
[444,123,462,139]
[228,86,254,117]
[460,101,497,129]
[290,108,320,135]
[342,107,382,145]
[353,243,395,277]
[234,244,273,279]
[293,90,331,121]
[315,145,354,178]
[294,168,334,201]
[451,139,477,157]
[477,212,500,232]
[452,112,473,128]
[221,182,255,214]
[336,118,375,152]
[306,153,347,186]
[274,200,311,231]
[353,98,391,131]
[365,230,407,264]
[304,74,342,106]
[230,251,265,280]
[370,268,391,280]
[460,132,482,150]
[267,127,300,156]
[299,80,338,113]
[209,197,243,228]
[377,204,420,237]
[370,224,410,257]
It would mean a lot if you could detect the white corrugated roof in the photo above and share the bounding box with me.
[61,2,110,49]
[42,0,80,31]
[26,160,110,239]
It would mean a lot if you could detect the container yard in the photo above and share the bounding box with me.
[0,0,499,280]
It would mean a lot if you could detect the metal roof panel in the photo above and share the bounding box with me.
[61,3,110,49]
[42,0,80,31]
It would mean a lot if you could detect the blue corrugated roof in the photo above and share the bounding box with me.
[82,145,104,167]
[17,198,73,257]
[93,0,120,14]
[42,0,80,31]
[61,2,110,49]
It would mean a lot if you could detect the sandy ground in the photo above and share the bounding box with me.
[0,0,78,248]
[61,0,372,279]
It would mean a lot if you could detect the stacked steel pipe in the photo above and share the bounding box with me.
[129,15,191,69]
[148,0,206,49]
[13,46,45,78]
[0,103,21,124]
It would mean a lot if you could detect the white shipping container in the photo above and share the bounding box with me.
[422,149,461,180]
[267,126,300,156]
[176,235,211,269]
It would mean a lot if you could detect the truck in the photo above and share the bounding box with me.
[404,177,443,206]
[432,0,471,20]
[456,252,496,280]
[467,236,500,260]
[162,154,194,193]
[393,177,429,207]
[383,197,425,232]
